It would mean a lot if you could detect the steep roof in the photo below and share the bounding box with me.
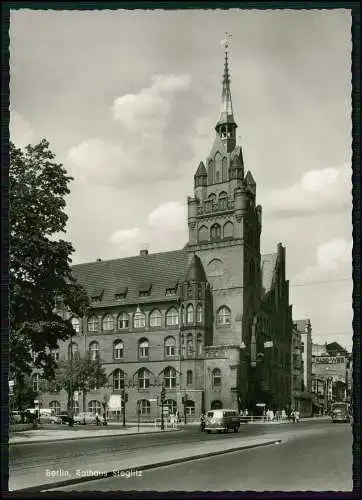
[71,249,189,307]
[261,253,278,293]
[194,161,207,177]
[185,254,207,282]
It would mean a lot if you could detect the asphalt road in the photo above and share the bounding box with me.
[58,422,353,492]
[10,422,292,472]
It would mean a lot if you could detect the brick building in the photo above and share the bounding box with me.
[34,43,293,420]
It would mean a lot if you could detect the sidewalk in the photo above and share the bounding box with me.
[9,424,181,445]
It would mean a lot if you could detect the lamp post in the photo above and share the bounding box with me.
[160,386,166,431]
[137,401,141,432]
[182,393,188,424]
[68,330,74,427]
[121,388,128,427]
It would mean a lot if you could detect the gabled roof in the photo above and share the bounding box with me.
[245,170,256,186]
[185,254,207,282]
[194,161,207,177]
[261,253,278,293]
[71,249,189,307]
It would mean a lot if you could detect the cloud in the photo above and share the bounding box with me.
[10,110,35,148]
[148,201,186,230]
[260,163,351,218]
[66,74,192,187]
[109,227,145,255]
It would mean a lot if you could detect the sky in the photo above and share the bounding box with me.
[9,8,353,350]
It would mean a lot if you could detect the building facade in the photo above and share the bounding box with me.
[33,44,293,420]
[293,319,313,416]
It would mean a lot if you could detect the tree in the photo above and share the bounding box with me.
[11,375,37,416]
[9,140,89,383]
[54,352,108,415]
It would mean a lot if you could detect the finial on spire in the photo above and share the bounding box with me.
[221,32,232,52]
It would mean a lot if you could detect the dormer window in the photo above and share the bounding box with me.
[115,287,128,300]
[138,282,152,298]
[91,289,104,303]
[166,288,176,296]
[165,281,178,296]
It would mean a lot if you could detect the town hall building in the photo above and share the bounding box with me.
[35,41,293,421]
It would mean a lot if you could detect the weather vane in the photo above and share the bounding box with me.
[221,32,232,51]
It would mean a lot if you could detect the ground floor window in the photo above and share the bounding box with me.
[165,399,177,415]
[138,399,151,415]
[88,400,101,414]
[211,400,223,410]
[186,400,195,416]
[49,401,61,415]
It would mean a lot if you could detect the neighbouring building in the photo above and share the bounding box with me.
[32,42,293,420]
[293,319,313,417]
[291,322,304,412]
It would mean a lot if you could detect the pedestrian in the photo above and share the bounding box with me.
[295,410,300,423]
[200,412,206,432]
[270,409,274,422]
[95,414,100,426]
[281,409,287,421]
[102,412,107,426]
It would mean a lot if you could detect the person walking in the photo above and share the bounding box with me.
[200,412,206,432]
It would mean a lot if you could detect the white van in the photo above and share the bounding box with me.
[205,409,240,433]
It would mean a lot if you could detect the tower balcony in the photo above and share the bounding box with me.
[197,199,234,216]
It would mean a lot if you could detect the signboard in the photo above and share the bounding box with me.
[264,341,273,349]
[148,399,157,402]
[256,403,266,407]
[314,357,346,365]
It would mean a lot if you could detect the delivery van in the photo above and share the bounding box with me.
[205,409,240,433]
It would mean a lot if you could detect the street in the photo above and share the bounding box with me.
[54,422,352,492]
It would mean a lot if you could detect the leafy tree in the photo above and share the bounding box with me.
[54,352,108,415]
[11,375,37,416]
[9,140,89,384]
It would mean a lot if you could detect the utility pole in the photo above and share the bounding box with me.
[122,389,128,427]
[68,330,74,427]
[160,386,166,430]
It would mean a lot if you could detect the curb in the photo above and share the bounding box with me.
[9,427,183,446]
[14,439,282,492]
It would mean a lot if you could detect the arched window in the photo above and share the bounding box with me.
[208,160,214,184]
[196,304,203,323]
[49,400,61,415]
[166,307,179,326]
[149,309,162,328]
[215,151,222,183]
[222,158,228,182]
[186,400,195,416]
[138,368,150,389]
[187,333,193,356]
[216,306,231,326]
[139,339,149,359]
[197,333,203,355]
[180,305,184,325]
[113,369,125,390]
[198,225,209,243]
[51,349,60,362]
[215,170,220,183]
[212,368,221,387]
[138,399,151,415]
[89,341,99,361]
[87,316,98,333]
[102,314,114,331]
[165,336,176,357]
[165,399,177,415]
[164,367,177,388]
[211,400,223,410]
[223,221,234,239]
[210,223,221,242]
[187,370,193,386]
[88,400,101,414]
[68,342,78,360]
[72,401,80,415]
[219,191,228,210]
[113,341,124,360]
[207,258,223,277]
[208,193,217,202]
[181,334,185,357]
[71,317,80,333]
[134,307,146,328]
[32,373,40,392]
[186,304,194,324]
[118,312,129,330]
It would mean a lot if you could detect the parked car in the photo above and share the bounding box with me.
[11,411,22,424]
[330,402,351,423]
[205,409,240,434]
[58,412,73,424]
[74,412,98,425]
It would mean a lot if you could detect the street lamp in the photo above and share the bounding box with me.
[160,386,166,430]
[121,388,128,427]
[182,393,188,424]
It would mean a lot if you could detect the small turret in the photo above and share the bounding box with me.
[194,161,208,201]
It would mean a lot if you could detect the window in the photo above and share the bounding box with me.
[186,304,194,324]
[210,223,221,242]
[139,283,152,297]
[198,225,209,242]
[49,400,61,415]
[187,370,193,386]
[102,314,114,331]
[51,349,59,362]
[71,317,80,333]
[87,316,98,333]
[166,307,179,326]
[88,400,101,414]
[139,339,149,359]
[32,373,40,392]
[216,306,231,326]
[118,312,129,329]
[134,307,146,328]
[165,336,176,357]
[186,400,195,416]
[115,287,127,300]
[165,288,176,296]
[138,399,151,415]
[89,341,99,361]
[89,380,99,391]
[164,367,177,388]
[187,284,193,299]
[165,399,177,415]
[208,160,214,184]
[138,368,150,389]
[219,191,228,210]
[197,334,203,355]
[114,341,124,359]
[54,296,63,311]
[207,258,223,277]
[113,369,125,390]
[196,304,203,323]
[212,368,221,387]
[187,334,193,356]
[223,221,234,239]
[149,309,162,328]
[180,305,185,325]
[222,158,228,182]
[68,342,79,360]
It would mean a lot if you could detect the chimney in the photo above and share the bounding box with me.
[96,258,102,262]
[140,243,149,256]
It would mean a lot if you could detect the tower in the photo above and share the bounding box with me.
[187,33,263,353]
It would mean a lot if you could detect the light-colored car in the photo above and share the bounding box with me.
[11,411,22,423]
[74,412,98,425]
[205,409,240,434]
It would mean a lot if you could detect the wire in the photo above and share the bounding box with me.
[290,278,351,287]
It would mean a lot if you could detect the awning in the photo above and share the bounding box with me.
[108,395,123,410]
